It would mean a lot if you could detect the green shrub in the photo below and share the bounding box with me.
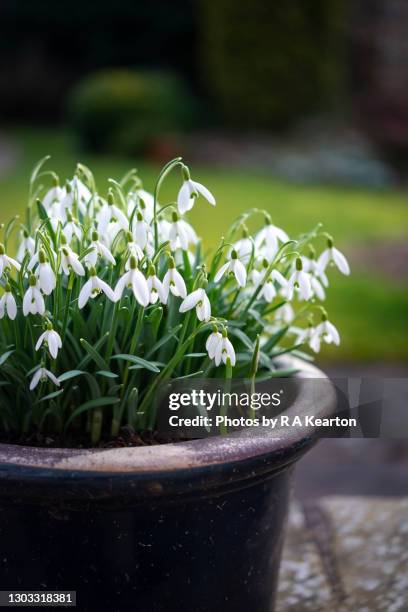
[199,0,346,128]
[67,69,198,154]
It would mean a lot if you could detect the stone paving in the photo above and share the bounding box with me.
[277,497,408,612]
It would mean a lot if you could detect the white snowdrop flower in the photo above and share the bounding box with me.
[128,191,154,223]
[230,234,253,262]
[27,247,57,272]
[42,179,65,209]
[78,267,116,309]
[255,215,289,254]
[179,287,211,322]
[293,324,319,352]
[310,315,340,352]
[214,250,247,287]
[251,262,288,302]
[169,212,198,251]
[146,265,167,304]
[317,239,350,276]
[132,211,151,250]
[278,303,295,324]
[29,366,60,391]
[114,257,149,306]
[35,250,56,295]
[310,275,326,300]
[302,255,329,288]
[102,221,123,248]
[48,199,67,229]
[69,175,92,215]
[23,275,45,316]
[287,258,312,301]
[157,219,171,242]
[16,232,36,262]
[62,211,83,243]
[206,328,223,360]
[0,243,21,277]
[85,231,116,268]
[0,284,17,320]
[97,192,128,236]
[177,165,216,214]
[163,258,187,299]
[59,242,85,277]
[214,331,236,366]
[35,324,62,360]
[122,232,144,267]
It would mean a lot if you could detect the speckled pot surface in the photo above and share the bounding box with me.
[0,360,336,612]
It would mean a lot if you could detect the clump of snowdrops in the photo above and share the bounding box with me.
[0,156,350,445]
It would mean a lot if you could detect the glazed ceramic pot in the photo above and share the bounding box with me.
[0,359,336,612]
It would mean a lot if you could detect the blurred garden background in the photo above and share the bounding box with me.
[0,0,407,373]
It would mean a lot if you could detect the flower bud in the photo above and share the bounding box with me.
[182,165,190,181]
[92,231,99,242]
[39,249,46,264]
[107,191,114,206]
[29,274,37,286]
[296,257,303,271]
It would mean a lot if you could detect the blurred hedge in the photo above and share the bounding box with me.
[67,69,198,155]
[199,0,346,128]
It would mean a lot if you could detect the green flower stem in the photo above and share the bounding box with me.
[121,306,145,393]
[219,358,233,435]
[153,157,182,251]
[62,273,74,339]
[139,322,213,428]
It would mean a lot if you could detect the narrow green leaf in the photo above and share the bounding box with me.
[58,370,85,383]
[112,354,160,372]
[0,350,15,367]
[37,389,64,403]
[145,323,182,358]
[64,397,120,431]
[79,335,110,371]
[96,370,119,379]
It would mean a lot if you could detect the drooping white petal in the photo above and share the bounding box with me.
[214,262,229,283]
[29,368,43,391]
[192,181,216,206]
[35,331,47,352]
[78,279,93,308]
[332,247,350,275]
[177,181,194,214]
[232,259,247,287]
[179,289,203,313]
[97,279,117,303]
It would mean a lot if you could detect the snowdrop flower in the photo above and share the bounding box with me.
[177,165,216,214]
[214,330,236,366]
[302,254,329,288]
[16,232,35,262]
[132,211,151,250]
[69,174,92,215]
[114,257,149,306]
[179,287,211,321]
[78,267,116,309]
[310,275,326,300]
[42,178,64,209]
[206,327,223,360]
[169,212,198,251]
[29,366,60,391]
[255,215,289,254]
[214,250,247,287]
[287,258,312,301]
[122,232,144,265]
[28,248,57,272]
[0,284,17,320]
[85,231,116,268]
[157,219,171,242]
[310,314,340,352]
[23,275,45,316]
[146,265,167,304]
[163,258,187,299]
[317,239,350,276]
[0,243,21,276]
[97,191,128,236]
[128,191,154,223]
[35,323,62,359]
[35,250,56,295]
[230,230,253,262]
[251,261,288,302]
[59,242,85,277]
[63,211,83,244]
[293,324,319,352]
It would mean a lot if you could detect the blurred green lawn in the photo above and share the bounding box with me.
[1,127,407,363]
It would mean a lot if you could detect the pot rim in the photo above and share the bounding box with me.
[0,358,336,478]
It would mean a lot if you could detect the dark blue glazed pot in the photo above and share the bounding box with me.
[0,360,336,612]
